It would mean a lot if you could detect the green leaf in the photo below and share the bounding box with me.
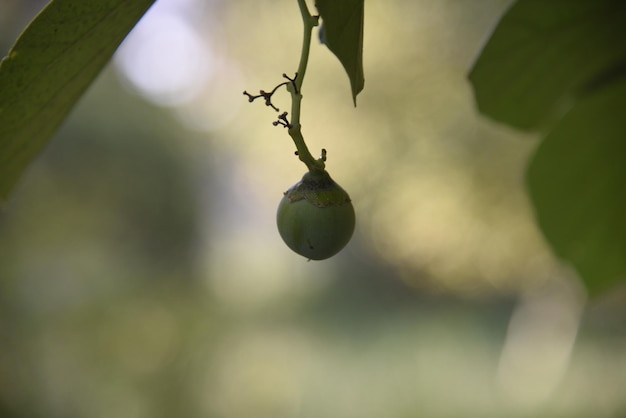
[469,0,626,131]
[470,0,626,295]
[0,0,155,203]
[316,0,364,105]
[527,77,626,295]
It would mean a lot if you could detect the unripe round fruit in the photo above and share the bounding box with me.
[277,171,355,260]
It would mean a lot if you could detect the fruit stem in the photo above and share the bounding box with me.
[289,0,324,174]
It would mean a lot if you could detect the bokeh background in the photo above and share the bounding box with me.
[1,0,625,417]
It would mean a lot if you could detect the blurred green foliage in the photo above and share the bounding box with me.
[528,77,626,296]
[470,0,626,294]
[0,0,155,201]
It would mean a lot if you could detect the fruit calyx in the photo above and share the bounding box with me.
[283,170,351,208]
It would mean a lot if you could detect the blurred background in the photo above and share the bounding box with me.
[1,0,625,417]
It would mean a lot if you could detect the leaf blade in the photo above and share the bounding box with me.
[0,0,155,202]
[316,0,364,105]
[527,77,626,295]
[469,0,626,131]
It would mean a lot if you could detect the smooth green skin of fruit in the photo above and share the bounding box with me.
[277,171,355,260]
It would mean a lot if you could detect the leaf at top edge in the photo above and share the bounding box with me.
[0,0,156,204]
[469,0,626,131]
[316,0,364,106]
[527,76,626,296]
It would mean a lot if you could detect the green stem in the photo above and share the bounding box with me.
[288,0,324,174]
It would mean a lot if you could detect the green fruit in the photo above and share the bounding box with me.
[277,171,355,260]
